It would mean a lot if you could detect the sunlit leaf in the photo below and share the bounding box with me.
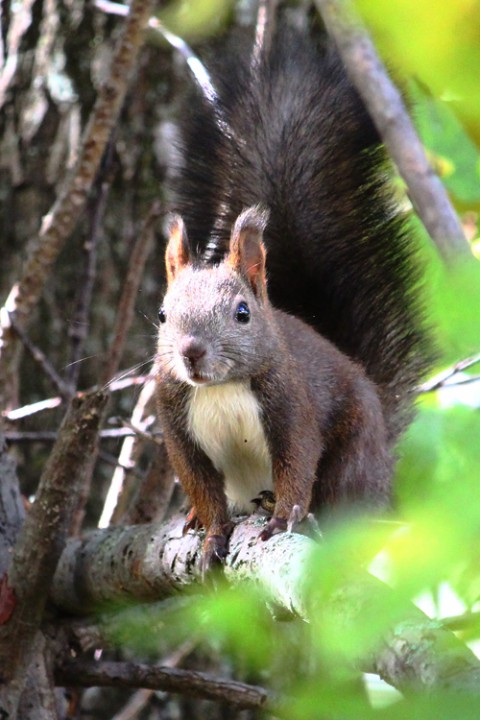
[358,0,480,135]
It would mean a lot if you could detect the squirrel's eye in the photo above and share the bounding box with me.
[158,308,166,324]
[235,301,250,324]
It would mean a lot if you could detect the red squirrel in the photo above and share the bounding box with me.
[155,19,431,571]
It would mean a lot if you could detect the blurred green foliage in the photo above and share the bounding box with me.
[358,0,480,141]
[410,81,480,207]
[158,0,233,40]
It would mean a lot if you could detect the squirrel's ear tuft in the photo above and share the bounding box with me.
[165,214,190,283]
[228,206,269,300]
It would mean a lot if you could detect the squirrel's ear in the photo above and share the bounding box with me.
[228,206,269,300]
[165,215,190,284]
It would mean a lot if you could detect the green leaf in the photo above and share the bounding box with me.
[358,0,480,135]
[410,81,480,205]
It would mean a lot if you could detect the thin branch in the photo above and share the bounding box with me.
[110,640,196,720]
[253,0,279,61]
[66,139,116,392]
[98,378,161,528]
[101,200,160,385]
[2,374,149,422]
[442,610,480,634]
[98,378,157,528]
[122,442,175,525]
[313,0,470,263]
[4,428,156,443]
[98,448,145,476]
[8,312,71,399]
[420,352,480,393]
[117,415,161,446]
[94,1,234,135]
[0,0,36,109]
[55,658,273,712]
[111,688,155,720]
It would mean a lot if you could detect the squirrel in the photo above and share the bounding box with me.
[155,17,431,571]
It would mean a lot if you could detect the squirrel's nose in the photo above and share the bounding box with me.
[179,337,206,368]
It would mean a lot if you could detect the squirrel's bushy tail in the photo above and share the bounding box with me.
[169,21,432,443]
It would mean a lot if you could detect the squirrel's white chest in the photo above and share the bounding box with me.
[186,381,273,513]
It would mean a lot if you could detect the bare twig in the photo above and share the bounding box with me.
[8,313,71,399]
[123,441,175,525]
[420,352,480,393]
[116,415,161,446]
[98,450,147,478]
[96,195,160,531]
[2,374,149,422]
[0,0,36,109]
[313,0,470,263]
[4,428,156,443]
[101,201,160,385]
[110,640,196,720]
[55,658,273,712]
[442,611,480,634]
[66,139,116,391]
[111,689,155,720]
[95,1,224,121]
[98,377,157,528]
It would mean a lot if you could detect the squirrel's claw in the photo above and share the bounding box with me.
[287,504,303,533]
[258,515,287,541]
[183,507,203,535]
[200,521,234,581]
[259,505,304,541]
[200,533,229,581]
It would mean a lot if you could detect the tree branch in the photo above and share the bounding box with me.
[50,514,480,695]
[313,0,470,263]
[101,200,160,386]
[0,390,107,717]
[55,658,273,712]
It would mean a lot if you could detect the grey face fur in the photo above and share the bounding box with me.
[157,262,275,386]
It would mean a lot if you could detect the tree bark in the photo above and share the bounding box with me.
[51,514,480,696]
[0,390,107,719]
[56,658,273,712]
